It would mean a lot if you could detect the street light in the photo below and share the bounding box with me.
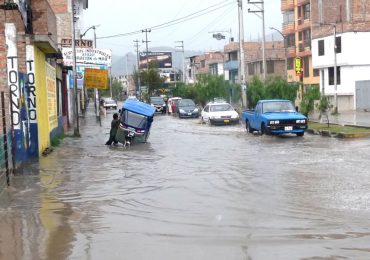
[270,27,288,80]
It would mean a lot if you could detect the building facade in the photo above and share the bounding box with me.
[188,51,224,84]
[224,41,286,84]
[311,0,370,111]
[0,0,88,188]
[281,0,320,86]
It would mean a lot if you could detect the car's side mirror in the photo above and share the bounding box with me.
[295,106,299,112]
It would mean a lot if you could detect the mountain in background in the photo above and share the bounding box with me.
[111,32,283,76]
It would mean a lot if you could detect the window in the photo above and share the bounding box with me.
[329,67,341,85]
[304,4,310,20]
[248,63,255,75]
[283,11,294,25]
[336,36,342,53]
[200,60,205,68]
[286,34,295,47]
[287,58,294,70]
[267,61,274,74]
[256,103,262,113]
[303,29,311,44]
[313,69,320,77]
[204,105,209,112]
[318,40,325,56]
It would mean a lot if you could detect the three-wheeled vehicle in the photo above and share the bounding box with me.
[115,99,155,145]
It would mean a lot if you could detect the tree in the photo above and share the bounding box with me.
[299,85,320,116]
[247,76,298,108]
[140,61,165,97]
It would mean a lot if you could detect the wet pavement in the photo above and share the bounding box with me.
[1,104,370,260]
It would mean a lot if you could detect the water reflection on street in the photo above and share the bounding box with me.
[1,108,370,260]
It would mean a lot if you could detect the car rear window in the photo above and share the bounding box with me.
[210,104,233,112]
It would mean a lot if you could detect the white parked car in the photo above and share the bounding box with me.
[168,97,182,114]
[201,101,239,125]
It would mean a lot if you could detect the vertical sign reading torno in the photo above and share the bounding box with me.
[26,45,37,123]
[5,23,21,130]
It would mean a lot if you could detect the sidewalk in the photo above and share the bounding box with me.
[309,110,370,128]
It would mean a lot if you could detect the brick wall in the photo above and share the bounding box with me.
[312,0,370,39]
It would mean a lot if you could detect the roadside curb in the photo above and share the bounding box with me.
[308,121,370,138]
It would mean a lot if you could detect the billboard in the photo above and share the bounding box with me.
[139,52,172,69]
[62,48,112,67]
[84,68,109,89]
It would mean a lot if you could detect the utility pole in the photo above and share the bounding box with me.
[175,40,185,83]
[71,0,80,136]
[237,0,247,108]
[248,0,266,80]
[142,29,151,97]
[333,24,338,114]
[134,40,141,97]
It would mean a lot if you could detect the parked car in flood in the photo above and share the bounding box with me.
[168,97,182,114]
[176,99,199,118]
[150,96,166,114]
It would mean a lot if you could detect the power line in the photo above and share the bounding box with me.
[97,0,234,40]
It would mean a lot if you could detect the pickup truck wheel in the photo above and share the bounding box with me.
[296,132,304,137]
[261,123,268,135]
[246,120,252,133]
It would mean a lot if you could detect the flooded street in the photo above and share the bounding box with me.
[1,106,370,260]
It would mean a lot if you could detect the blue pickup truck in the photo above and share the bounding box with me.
[241,99,308,136]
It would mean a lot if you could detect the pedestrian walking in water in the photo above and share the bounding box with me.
[105,113,119,145]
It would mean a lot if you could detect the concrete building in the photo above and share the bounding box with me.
[281,0,320,86]
[311,0,370,111]
[188,51,224,84]
[224,41,286,84]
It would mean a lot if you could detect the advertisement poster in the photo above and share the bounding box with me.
[46,63,57,130]
[62,48,112,67]
[139,52,172,69]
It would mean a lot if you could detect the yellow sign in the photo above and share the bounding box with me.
[295,57,302,76]
[84,68,109,89]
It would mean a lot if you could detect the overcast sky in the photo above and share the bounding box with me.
[83,0,283,56]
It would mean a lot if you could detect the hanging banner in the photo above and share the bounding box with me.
[295,57,302,76]
[61,48,112,67]
[83,68,109,89]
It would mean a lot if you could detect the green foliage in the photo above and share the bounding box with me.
[316,96,332,113]
[247,76,298,108]
[247,76,265,108]
[168,75,239,106]
[51,132,66,147]
[140,62,165,96]
[299,85,320,116]
[100,79,124,100]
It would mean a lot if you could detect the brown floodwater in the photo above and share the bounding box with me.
[1,107,370,260]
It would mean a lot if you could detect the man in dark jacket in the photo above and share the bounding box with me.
[105,113,119,145]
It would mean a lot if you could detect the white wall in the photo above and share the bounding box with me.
[313,32,370,68]
[313,32,370,110]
